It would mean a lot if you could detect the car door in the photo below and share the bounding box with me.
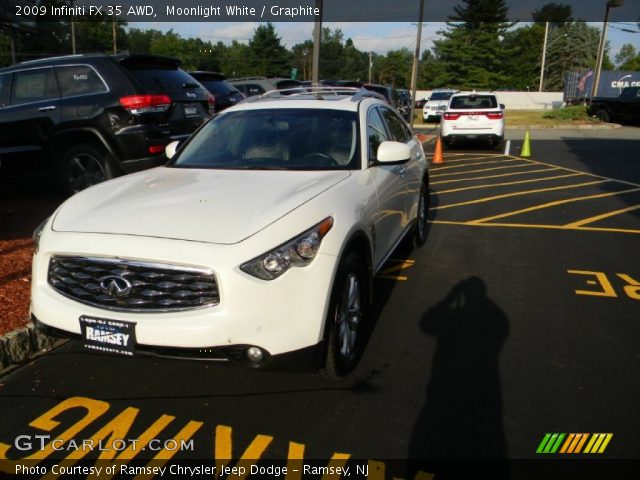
[0,67,60,176]
[379,107,425,229]
[367,106,407,269]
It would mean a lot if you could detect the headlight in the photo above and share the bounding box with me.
[240,217,334,280]
[32,217,50,255]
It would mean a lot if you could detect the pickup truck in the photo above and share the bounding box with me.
[587,86,640,124]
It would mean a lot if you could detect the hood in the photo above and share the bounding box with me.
[53,167,349,244]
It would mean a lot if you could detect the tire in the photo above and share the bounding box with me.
[322,252,369,379]
[596,109,611,123]
[59,144,115,194]
[413,181,429,247]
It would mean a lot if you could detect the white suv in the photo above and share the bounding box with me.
[422,89,457,122]
[31,88,429,377]
[440,92,505,148]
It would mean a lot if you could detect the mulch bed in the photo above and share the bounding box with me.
[0,187,65,336]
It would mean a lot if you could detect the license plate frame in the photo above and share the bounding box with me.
[80,316,136,356]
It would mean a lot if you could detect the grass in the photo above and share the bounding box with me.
[413,106,602,127]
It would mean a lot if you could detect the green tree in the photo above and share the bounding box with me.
[219,40,252,78]
[531,2,573,25]
[247,23,290,77]
[616,43,640,70]
[543,22,612,90]
[291,40,313,80]
[376,49,412,87]
[430,0,515,90]
[501,24,545,90]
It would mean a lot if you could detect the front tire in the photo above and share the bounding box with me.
[59,144,115,194]
[323,252,369,379]
[413,181,429,247]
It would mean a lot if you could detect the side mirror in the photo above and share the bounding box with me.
[376,141,411,164]
[165,140,180,159]
[500,103,506,110]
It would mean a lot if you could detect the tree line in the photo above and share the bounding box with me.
[2,0,639,91]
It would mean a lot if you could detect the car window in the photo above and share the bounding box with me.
[368,108,390,161]
[56,65,107,97]
[243,84,265,96]
[124,66,199,94]
[200,80,238,95]
[450,95,497,109]
[10,68,58,106]
[430,92,454,101]
[171,108,359,171]
[0,73,9,107]
[380,108,410,143]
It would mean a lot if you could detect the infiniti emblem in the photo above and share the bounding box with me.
[99,276,132,298]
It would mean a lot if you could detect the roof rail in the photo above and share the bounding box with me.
[251,87,386,103]
[228,76,268,82]
[17,53,91,65]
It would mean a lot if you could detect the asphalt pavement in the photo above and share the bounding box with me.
[1,127,639,479]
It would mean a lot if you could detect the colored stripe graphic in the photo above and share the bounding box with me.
[536,433,565,454]
[538,433,613,454]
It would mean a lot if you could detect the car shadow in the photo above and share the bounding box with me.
[407,276,510,479]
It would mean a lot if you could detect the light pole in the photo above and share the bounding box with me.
[539,27,567,92]
[311,0,323,86]
[409,0,425,130]
[591,0,624,98]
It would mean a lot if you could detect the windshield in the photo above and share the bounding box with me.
[171,108,360,170]
[430,92,454,101]
[450,95,498,109]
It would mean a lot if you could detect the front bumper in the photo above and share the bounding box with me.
[31,231,338,368]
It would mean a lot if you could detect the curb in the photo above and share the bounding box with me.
[0,322,64,375]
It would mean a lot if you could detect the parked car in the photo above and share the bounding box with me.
[422,89,458,122]
[397,88,412,121]
[189,71,244,112]
[31,88,429,377]
[440,92,505,149]
[587,86,640,124]
[0,54,212,194]
[227,76,304,97]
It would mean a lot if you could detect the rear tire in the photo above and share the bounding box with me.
[596,109,611,123]
[322,252,369,379]
[59,144,115,194]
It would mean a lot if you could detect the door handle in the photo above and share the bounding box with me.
[38,105,56,112]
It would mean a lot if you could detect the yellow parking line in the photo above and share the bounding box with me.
[504,156,640,188]
[564,204,640,228]
[431,167,561,186]
[469,187,640,224]
[429,158,522,171]
[430,162,535,178]
[432,154,507,163]
[432,180,610,211]
[430,219,640,235]
[435,172,585,195]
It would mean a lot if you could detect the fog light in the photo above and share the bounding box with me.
[246,347,264,364]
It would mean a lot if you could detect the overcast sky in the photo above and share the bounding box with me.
[129,21,639,60]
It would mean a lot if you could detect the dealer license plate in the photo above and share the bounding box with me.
[80,316,136,356]
[184,104,199,116]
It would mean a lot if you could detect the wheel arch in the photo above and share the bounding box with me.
[52,128,119,171]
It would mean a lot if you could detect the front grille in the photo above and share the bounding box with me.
[48,255,219,312]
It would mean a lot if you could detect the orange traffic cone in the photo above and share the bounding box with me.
[432,136,444,164]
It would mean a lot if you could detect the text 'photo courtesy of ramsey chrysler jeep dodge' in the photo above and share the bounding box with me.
[0,54,213,194]
[31,87,429,378]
